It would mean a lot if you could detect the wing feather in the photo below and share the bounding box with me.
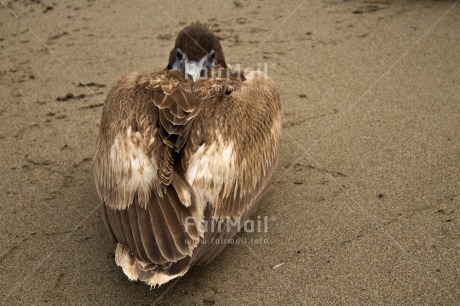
[166,188,199,240]
[127,201,150,262]
[101,204,116,243]
[113,207,128,246]
[134,201,165,264]
[146,195,182,261]
[156,191,192,256]
[120,209,137,257]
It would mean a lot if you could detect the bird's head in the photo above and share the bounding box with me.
[167,22,226,82]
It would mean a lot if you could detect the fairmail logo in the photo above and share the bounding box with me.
[184,215,270,234]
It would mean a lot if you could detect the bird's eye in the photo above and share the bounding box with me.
[200,69,206,77]
[176,49,183,60]
[209,50,216,60]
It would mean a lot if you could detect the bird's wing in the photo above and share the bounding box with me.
[180,69,281,264]
[94,71,203,266]
[185,69,282,221]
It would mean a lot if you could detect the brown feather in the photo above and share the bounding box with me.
[134,202,165,264]
[127,201,150,262]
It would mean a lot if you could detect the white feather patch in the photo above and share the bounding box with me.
[115,243,187,287]
[106,127,157,209]
[145,270,187,289]
[115,243,138,281]
[185,132,236,211]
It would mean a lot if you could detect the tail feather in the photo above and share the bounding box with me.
[115,244,189,288]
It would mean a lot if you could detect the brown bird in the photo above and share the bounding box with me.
[93,22,281,287]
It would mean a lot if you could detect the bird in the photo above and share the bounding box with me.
[93,22,281,288]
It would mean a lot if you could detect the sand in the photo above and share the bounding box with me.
[1,0,459,304]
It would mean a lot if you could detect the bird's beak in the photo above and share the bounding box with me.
[184,50,216,82]
[184,60,203,82]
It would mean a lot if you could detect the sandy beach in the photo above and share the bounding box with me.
[1,0,459,304]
